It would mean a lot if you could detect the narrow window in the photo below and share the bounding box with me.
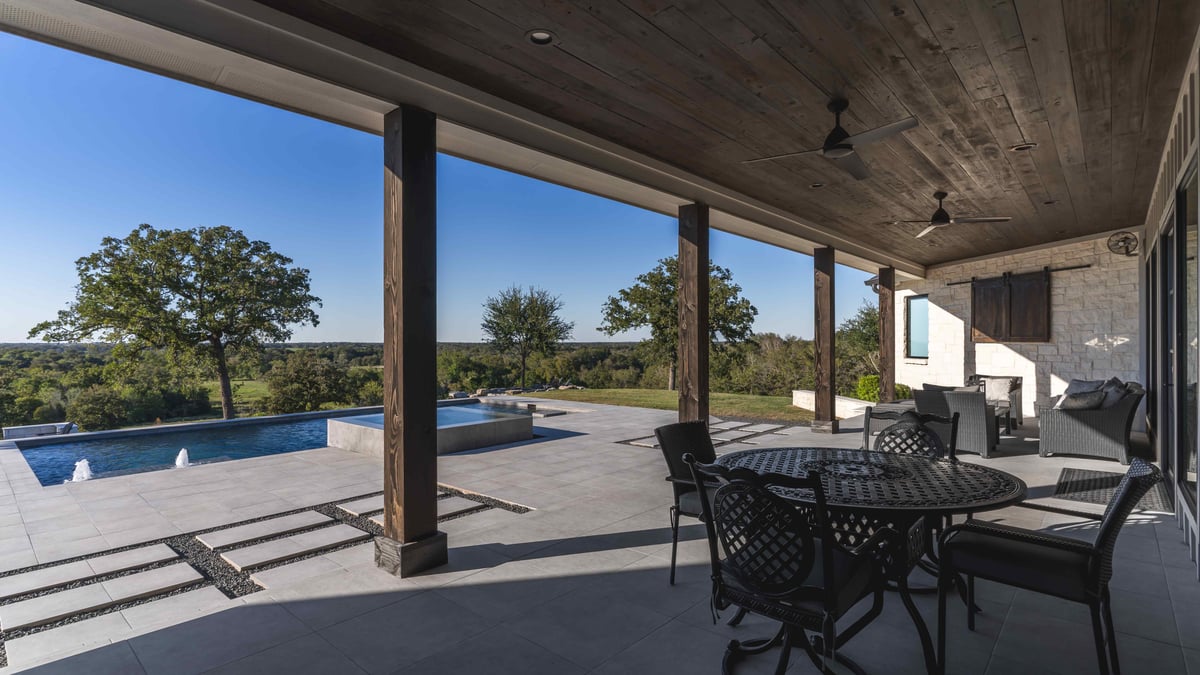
[906,295,929,358]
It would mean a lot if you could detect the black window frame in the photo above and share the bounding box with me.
[905,294,930,359]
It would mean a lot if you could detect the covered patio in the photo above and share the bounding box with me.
[1,0,1199,673]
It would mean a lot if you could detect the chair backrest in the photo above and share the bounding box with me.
[873,411,959,459]
[654,421,716,482]
[1093,458,1162,583]
[687,458,833,600]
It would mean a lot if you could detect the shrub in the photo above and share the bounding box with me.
[855,375,911,403]
[68,385,127,431]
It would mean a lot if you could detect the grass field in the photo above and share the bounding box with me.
[203,379,270,406]
[525,388,814,423]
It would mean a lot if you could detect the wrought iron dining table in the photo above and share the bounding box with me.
[715,447,1027,674]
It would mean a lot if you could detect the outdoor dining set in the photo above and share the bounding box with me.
[656,410,1161,675]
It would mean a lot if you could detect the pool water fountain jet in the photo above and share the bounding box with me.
[67,458,93,483]
[175,448,190,468]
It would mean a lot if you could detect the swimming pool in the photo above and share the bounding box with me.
[327,403,534,457]
[17,403,532,486]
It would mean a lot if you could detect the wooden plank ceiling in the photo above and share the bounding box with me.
[257,0,1200,265]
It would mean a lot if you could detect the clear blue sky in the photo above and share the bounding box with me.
[0,32,876,344]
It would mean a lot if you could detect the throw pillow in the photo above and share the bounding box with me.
[923,383,956,392]
[978,376,1015,403]
[1100,378,1127,409]
[1063,379,1105,396]
[1054,390,1107,410]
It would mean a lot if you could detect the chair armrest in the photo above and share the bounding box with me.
[940,520,1094,555]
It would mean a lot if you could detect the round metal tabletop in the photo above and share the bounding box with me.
[715,447,1027,516]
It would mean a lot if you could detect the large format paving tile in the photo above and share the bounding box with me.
[3,612,134,670]
[438,497,484,518]
[336,494,383,516]
[221,524,370,571]
[197,511,333,550]
[393,625,585,675]
[203,633,367,675]
[0,563,202,630]
[0,560,93,600]
[88,544,179,575]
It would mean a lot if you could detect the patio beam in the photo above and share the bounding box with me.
[879,267,896,403]
[813,247,838,433]
[678,202,710,423]
[377,104,447,577]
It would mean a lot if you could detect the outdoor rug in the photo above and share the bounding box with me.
[1054,468,1173,513]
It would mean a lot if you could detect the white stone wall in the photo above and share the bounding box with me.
[894,237,1141,419]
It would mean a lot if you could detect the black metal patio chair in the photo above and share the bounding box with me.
[686,455,893,675]
[937,458,1162,675]
[653,420,717,585]
[864,408,959,461]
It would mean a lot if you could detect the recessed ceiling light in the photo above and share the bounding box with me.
[809,182,825,189]
[526,29,557,46]
[1043,199,1058,205]
[892,6,905,16]
[1008,142,1039,152]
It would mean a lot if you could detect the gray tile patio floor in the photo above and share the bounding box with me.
[0,399,1194,674]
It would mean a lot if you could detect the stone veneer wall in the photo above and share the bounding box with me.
[894,236,1141,419]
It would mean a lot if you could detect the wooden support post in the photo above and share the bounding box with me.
[376,105,446,577]
[878,267,896,403]
[813,247,838,433]
[678,203,710,423]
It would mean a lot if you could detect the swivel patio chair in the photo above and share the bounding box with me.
[653,420,717,585]
[686,455,892,675]
[937,458,1162,675]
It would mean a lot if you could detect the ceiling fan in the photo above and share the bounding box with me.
[741,98,918,180]
[893,191,1012,239]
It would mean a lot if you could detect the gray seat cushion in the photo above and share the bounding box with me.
[942,522,1092,602]
[678,486,717,517]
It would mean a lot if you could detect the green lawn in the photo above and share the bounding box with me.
[203,379,270,406]
[525,388,814,423]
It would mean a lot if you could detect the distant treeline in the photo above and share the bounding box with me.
[1,311,881,432]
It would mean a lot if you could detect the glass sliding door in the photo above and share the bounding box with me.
[1181,166,1198,513]
[1161,225,1177,490]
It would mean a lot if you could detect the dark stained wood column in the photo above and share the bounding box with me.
[813,247,838,433]
[878,267,896,403]
[377,105,446,576]
[678,203,710,423]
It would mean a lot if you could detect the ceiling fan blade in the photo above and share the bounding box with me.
[915,224,940,239]
[829,152,871,180]
[843,116,919,147]
[741,148,823,164]
[951,216,1012,224]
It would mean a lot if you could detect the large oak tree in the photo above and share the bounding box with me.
[481,286,574,389]
[599,256,757,390]
[30,225,320,419]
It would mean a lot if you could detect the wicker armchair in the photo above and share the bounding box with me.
[1036,383,1145,465]
[914,390,998,458]
[937,459,1162,675]
[685,456,891,674]
[967,374,1024,426]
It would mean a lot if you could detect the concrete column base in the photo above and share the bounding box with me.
[374,531,447,577]
[812,419,840,434]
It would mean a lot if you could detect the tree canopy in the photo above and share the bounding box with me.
[30,225,320,419]
[481,286,574,388]
[598,256,758,389]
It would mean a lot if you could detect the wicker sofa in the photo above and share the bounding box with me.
[1036,381,1144,465]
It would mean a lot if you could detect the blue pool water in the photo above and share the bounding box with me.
[20,405,526,486]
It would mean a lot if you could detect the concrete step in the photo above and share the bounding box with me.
[0,544,179,600]
[197,511,333,550]
[336,495,384,517]
[0,563,203,631]
[220,524,370,571]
